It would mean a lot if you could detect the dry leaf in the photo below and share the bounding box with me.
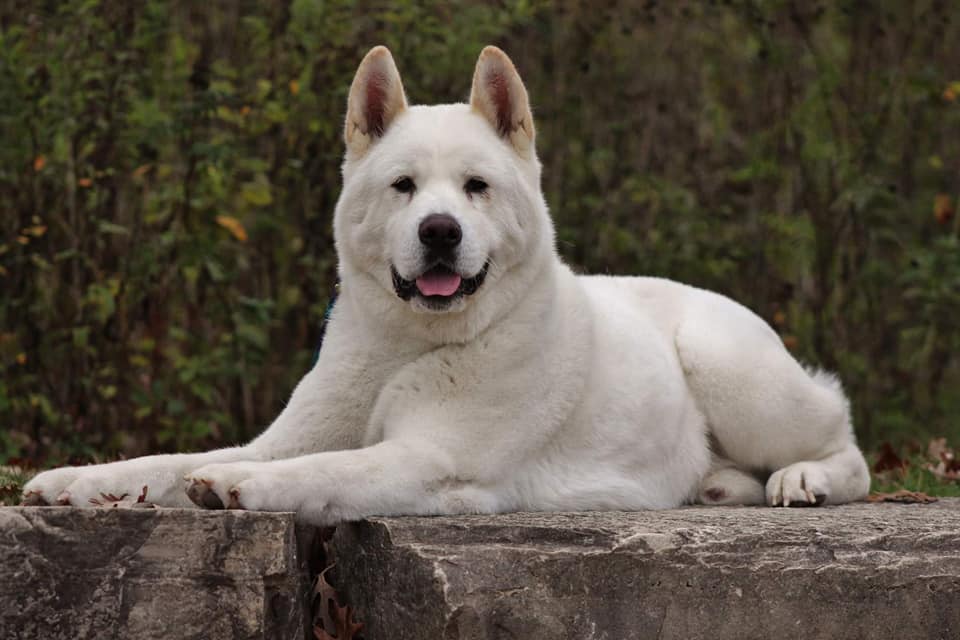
[872,442,907,473]
[77,177,93,188]
[925,461,960,480]
[927,437,952,463]
[313,565,364,639]
[922,438,960,480]
[934,194,954,225]
[33,155,46,171]
[215,215,248,242]
[867,490,937,504]
[314,566,338,635]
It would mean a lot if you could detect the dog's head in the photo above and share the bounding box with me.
[333,46,555,342]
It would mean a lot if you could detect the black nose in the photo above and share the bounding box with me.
[418,213,462,250]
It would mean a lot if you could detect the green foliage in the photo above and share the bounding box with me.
[1,1,959,466]
[870,439,960,498]
[0,466,35,505]
[871,458,960,499]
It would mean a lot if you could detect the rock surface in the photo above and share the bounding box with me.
[331,501,960,640]
[0,507,317,640]
[4,502,960,639]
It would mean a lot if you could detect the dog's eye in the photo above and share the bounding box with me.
[464,177,488,195]
[392,176,416,194]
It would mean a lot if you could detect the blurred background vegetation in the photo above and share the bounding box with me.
[1,0,959,471]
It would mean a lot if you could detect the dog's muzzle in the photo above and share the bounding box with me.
[391,261,489,302]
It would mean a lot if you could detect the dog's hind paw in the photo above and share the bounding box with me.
[766,462,829,507]
[698,466,766,506]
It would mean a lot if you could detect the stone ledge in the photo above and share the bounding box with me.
[4,502,960,639]
[0,508,319,640]
[331,501,960,640]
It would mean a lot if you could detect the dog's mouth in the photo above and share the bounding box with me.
[391,261,489,304]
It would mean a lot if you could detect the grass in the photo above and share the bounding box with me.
[0,466,36,506]
[868,440,960,498]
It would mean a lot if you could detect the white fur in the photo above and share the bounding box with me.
[23,46,870,524]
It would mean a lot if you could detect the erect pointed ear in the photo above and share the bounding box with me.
[344,46,408,157]
[469,46,535,156]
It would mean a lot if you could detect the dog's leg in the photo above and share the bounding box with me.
[184,439,501,524]
[765,441,869,506]
[185,289,593,523]
[22,328,384,507]
[697,460,765,506]
[21,448,255,508]
[675,300,870,507]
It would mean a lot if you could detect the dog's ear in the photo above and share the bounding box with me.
[345,46,408,157]
[469,46,535,156]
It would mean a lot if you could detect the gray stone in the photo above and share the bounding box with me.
[0,507,317,640]
[5,502,960,639]
[331,501,960,640]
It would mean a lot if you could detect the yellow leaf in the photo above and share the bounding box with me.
[23,225,47,237]
[944,86,958,103]
[240,105,251,116]
[16,353,27,365]
[289,79,300,96]
[16,236,29,245]
[77,177,93,187]
[133,164,152,178]
[33,155,46,171]
[215,215,248,242]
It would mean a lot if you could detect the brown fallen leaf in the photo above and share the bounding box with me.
[867,490,938,504]
[927,437,953,463]
[313,565,364,639]
[925,459,960,481]
[872,442,907,473]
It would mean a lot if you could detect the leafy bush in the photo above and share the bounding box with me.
[2,1,959,466]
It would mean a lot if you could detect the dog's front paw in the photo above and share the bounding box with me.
[49,472,149,508]
[184,462,296,513]
[21,467,85,505]
[766,462,829,507]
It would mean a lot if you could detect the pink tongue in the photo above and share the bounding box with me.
[416,271,462,297]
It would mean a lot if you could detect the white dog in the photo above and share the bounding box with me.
[22,46,870,525]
